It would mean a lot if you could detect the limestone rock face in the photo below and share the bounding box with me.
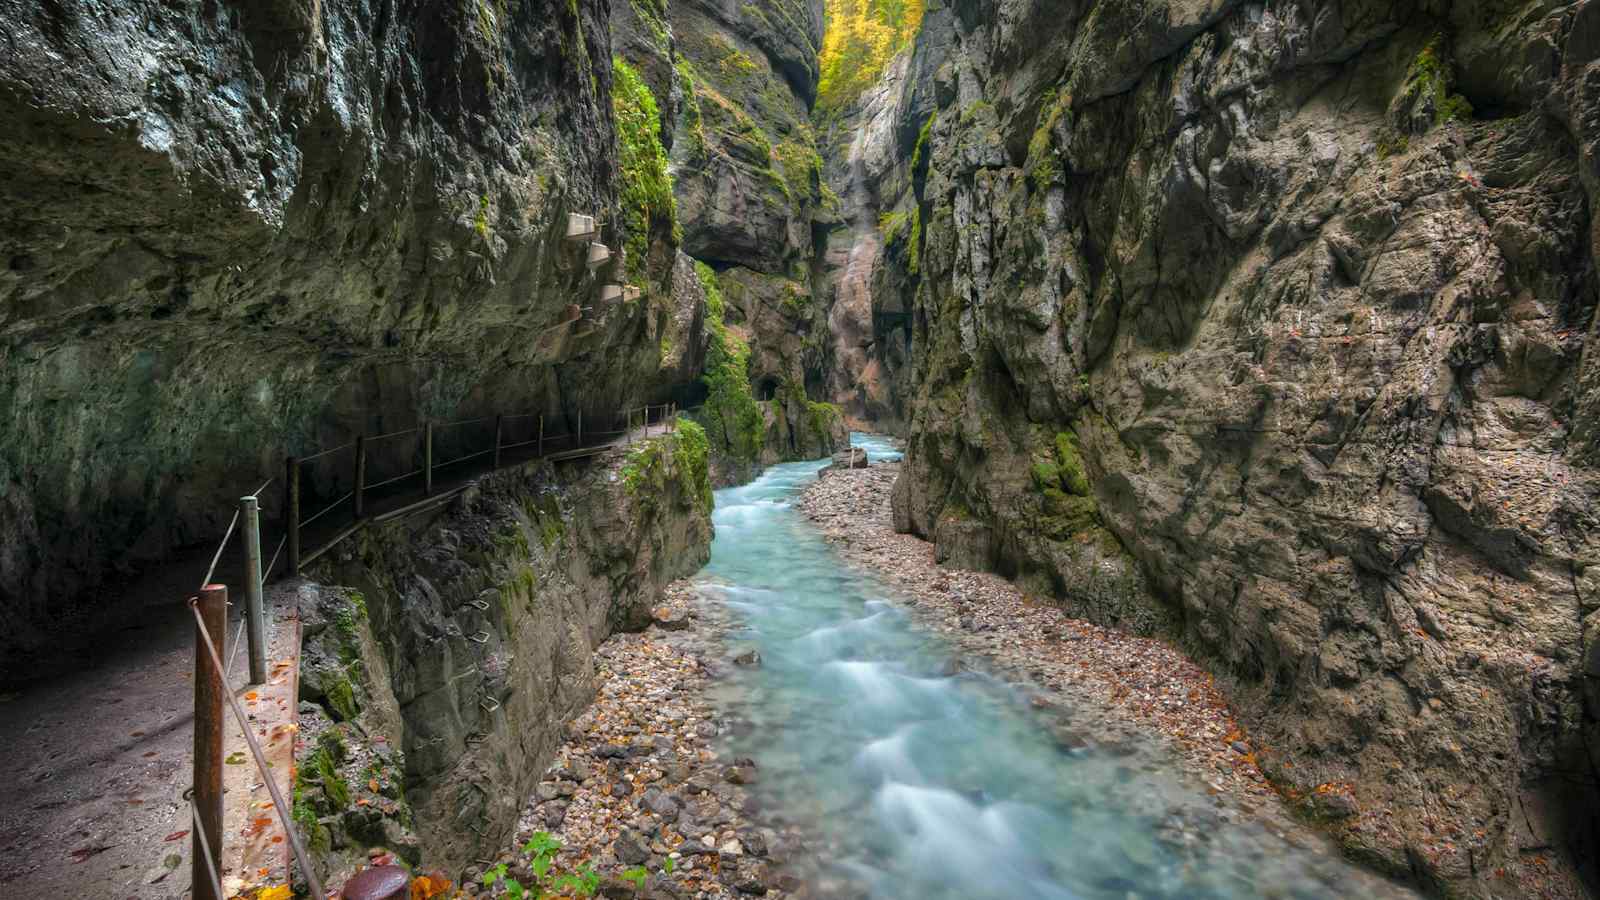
[308,434,713,872]
[817,51,919,432]
[0,0,700,671]
[613,0,844,474]
[890,0,1600,893]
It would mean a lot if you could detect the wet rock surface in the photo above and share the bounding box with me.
[301,432,714,876]
[0,0,695,680]
[800,462,1277,809]
[877,1,1600,894]
[801,460,1590,900]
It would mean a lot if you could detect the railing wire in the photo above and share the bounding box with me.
[188,599,326,900]
[188,797,226,900]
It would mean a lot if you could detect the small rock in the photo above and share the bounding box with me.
[652,605,692,630]
[677,840,717,857]
[646,791,681,822]
[739,830,768,857]
[542,802,568,829]
[733,650,762,667]
[1231,741,1249,755]
[614,830,651,866]
[724,765,757,785]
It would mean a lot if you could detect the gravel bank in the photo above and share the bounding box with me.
[798,461,1321,830]
[469,584,809,899]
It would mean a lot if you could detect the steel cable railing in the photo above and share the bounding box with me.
[189,593,325,899]
[175,401,681,897]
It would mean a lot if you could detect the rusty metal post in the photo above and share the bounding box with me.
[286,456,301,575]
[241,496,266,685]
[493,414,503,469]
[538,415,544,457]
[424,421,434,495]
[192,584,226,900]
[626,409,632,446]
[576,408,582,446]
[354,435,367,518]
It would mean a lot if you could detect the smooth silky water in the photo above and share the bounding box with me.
[694,433,1412,900]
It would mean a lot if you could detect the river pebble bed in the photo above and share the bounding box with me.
[469,585,804,900]
[794,459,1278,811]
[473,434,1418,900]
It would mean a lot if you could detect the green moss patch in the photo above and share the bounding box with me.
[612,56,680,285]
[697,263,765,461]
[1400,37,1473,131]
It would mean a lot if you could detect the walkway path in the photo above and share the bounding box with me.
[0,418,674,899]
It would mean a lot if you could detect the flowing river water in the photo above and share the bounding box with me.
[692,434,1414,900]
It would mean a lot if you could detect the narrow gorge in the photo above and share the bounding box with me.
[2,1,1599,899]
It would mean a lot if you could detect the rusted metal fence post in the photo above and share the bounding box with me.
[424,421,434,495]
[241,496,266,685]
[286,457,301,575]
[192,584,227,900]
[493,414,503,469]
[538,415,544,457]
[576,409,582,446]
[354,435,367,518]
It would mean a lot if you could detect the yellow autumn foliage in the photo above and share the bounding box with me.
[816,0,924,114]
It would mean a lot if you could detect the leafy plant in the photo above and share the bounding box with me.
[481,831,600,898]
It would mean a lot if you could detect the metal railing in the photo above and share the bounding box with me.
[285,402,679,571]
[177,400,680,897]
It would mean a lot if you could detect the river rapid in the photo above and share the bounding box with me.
[691,434,1414,900]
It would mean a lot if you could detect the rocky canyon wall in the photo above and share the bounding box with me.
[295,430,712,879]
[0,0,717,677]
[613,0,847,480]
[882,0,1600,895]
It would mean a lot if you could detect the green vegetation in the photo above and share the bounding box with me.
[1375,129,1410,159]
[880,210,908,246]
[779,378,840,445]
[817,0,925,115]
[621,438,669,496]
[675,419,714,511]
[475,193,490,239]
[773,134,823,204]
[1026,88,1071,189]
[1404,37,1473,128]
[675,61,709,157]
[1031,430,1098,540]
[483,831,600,898]
[697,263,765,460]
[628,0,669,47]
[710,34,761,78]
[906,207,922,275]
[618,421,711,512]
[910,113,934,173]
[612,57,680,284]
